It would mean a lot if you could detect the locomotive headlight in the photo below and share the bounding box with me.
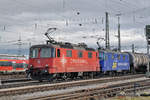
[30,65,33,69]
[45,64,49,68]
[44,70,48,72]
[41,69,48,73]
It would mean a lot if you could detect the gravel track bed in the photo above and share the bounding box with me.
[2,76,146,100]
[0,74,144,89]
[2,77,149,100]
[0,74,26,81]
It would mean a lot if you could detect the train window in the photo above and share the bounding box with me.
[30,48,38,58]
[40,48,55,58]
[57,49,60,57]
[123,55,125,60]
[118,54,120,60]
[105,55,108,60]
[13,63,24,68]
[67,50,72,57]
[112,54,114,59]
[88,52,92,58]
[78,51,83,58]
[99,52,104,59]
[0,61,12,66]
[96,53,97,58]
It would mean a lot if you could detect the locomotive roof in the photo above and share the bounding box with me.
[98,49,128,55]
[31,42,95,51]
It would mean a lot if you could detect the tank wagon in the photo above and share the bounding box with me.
[127,53,149,73]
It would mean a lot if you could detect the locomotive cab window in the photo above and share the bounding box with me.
[99,52,104,59]
[112,54,114,59]
[96,53,98,58]
[78,51,83,58]
[88,52,92,58]
[123,55,125,60]
[67,50,72,57]
[105,55,108,60]
[57,49,60,57]
[117,54,120,60]
[40,48,55,58]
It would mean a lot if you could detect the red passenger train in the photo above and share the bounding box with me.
[28,42,100,81]
[0,54,28,74]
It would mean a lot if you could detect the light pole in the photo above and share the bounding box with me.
[116,13,121,52]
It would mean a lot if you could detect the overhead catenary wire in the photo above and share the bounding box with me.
[0,0,149,53]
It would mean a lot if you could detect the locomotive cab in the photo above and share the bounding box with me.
[28,45,55,80]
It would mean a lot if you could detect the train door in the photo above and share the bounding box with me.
[12,61,16,73]
[99,52,104,72]
[112,53,118,71]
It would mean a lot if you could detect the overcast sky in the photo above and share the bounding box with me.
[0,0,150,55]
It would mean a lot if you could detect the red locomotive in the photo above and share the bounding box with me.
[27,28,100,81]
[28,43,100,81]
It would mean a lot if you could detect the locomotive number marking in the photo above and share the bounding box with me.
[112,62,117,69]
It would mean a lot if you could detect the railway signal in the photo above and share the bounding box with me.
[145,25,150,54]
[146,25,150,38]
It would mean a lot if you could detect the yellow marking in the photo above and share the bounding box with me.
[112,62,117,69]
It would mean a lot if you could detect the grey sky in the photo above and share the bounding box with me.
[0,0,150,54]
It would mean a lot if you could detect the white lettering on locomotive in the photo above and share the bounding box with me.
[60,55,67,67]
[71,59,88,64]
[118,63,128,66]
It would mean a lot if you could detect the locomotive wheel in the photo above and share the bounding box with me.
[26,73,31,78]
[111,72,116,77]
[38,79,43,82]
[108,72,112,76]
[62,73,68,80]
[70,72,78,79]
[90,72,94,79]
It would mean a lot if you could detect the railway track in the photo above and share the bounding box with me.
[1,78,31,84]
[0,79,43,89]
[0,74,145,89]
[29,79,150,100]
[0,74,146,98]
[0,74,26,81]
